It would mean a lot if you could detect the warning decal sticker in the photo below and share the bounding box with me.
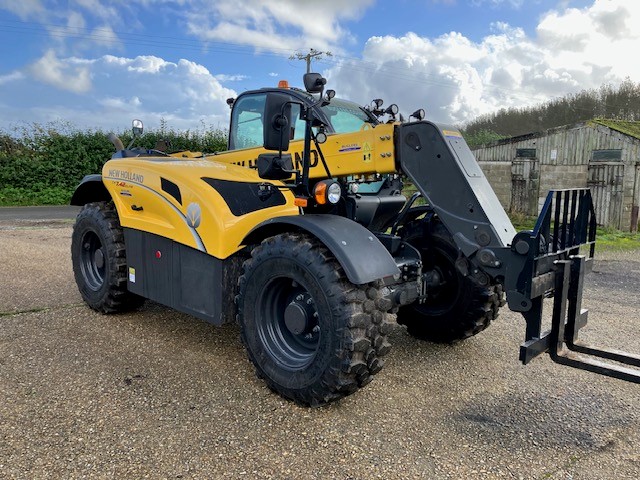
[442,129,462,138]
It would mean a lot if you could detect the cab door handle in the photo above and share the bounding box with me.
[131,205,144,211]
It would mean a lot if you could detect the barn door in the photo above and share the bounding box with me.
[632,164,640,232]
[510,157,539,216]
[587,163,624,229]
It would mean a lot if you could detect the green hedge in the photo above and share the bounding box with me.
[0,122,227,206]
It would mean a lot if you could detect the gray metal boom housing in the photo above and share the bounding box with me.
[395,121,640,383]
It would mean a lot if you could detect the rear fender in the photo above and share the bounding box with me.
[242,215,400,285]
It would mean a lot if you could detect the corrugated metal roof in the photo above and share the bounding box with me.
[474,119,640,148]
[593,119,640,140]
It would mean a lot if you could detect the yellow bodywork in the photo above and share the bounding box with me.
[103,122,397,260]
[217,122,397,178]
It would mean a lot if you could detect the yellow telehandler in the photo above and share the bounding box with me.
[70,73,639,406]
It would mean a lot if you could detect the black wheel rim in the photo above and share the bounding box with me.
[79,230,106,291]
[416,248,461,316]
[257,277,321,371]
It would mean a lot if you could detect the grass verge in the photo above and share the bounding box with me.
[508,213,640,251]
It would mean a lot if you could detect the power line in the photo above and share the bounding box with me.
[0,19,300,59]
[289,49,332,73]
[0,18,628,115]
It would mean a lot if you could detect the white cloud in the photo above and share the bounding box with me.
[3,54,237,132]
[99,96,142,110]
[471,0,524,7]
[90,25,120,48]
[184,0,374,54]
[0,0,44,20]
[29,50,92,93]
[72,0,119,23]
[0,71,25,85]
[67,11,86,30]
[325,0,640,125]
[215,74,248,82]
[123,55,171,74]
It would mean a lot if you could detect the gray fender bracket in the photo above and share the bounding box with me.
[243,215,400,285]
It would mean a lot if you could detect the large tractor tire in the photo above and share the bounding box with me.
[71,202,144,313]
[236,233,394,406]
[396,217,504,343]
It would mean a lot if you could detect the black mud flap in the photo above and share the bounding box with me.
[511,189,640,383]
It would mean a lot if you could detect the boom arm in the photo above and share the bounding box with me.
[395,121,640,383]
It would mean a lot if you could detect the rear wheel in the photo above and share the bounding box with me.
[396,218,503,343]
[71,202,143,313]
[236,233,393,406]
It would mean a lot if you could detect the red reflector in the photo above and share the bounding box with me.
[155,251,162,259]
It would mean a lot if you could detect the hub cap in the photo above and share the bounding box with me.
[80,231,106,291]
[257,279,321,371]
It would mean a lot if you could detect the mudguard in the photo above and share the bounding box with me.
[243,215,400,285]
[70,174,110,205]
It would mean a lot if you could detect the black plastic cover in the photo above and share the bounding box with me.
[243,215,400,285]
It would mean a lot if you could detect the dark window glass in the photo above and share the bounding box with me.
[592,149,622,161]
[516,148,536,158]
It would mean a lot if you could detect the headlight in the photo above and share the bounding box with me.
[327,182,341,204]
[313,180,342,205]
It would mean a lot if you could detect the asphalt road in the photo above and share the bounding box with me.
[1,218,639,479]
[0,205,79,221]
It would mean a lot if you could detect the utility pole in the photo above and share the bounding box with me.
[290,48,332,73]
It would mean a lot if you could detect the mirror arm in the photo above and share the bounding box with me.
[278,99,305,189]
[299,103,330,194]
[300,107,314,196]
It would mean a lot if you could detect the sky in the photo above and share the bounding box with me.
[0,0,638,134]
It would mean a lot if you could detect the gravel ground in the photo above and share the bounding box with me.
[0,220,639,479]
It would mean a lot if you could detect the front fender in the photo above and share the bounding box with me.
[70,174,110,206]
[243,215,400,285]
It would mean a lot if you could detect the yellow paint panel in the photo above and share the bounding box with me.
[103,158,298,259]
[208,123,398,178]
[103,122,398,260]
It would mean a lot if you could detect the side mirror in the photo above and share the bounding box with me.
[263,93,293,152]
[257,153,294,180]
[303,73,326,93]
[132,119,143,137]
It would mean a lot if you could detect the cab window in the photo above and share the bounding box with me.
[291,104,306,142]
[230,93,306,150]
[321,100,372,134]
[229,94,266,150]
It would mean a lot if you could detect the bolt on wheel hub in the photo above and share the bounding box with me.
[284,292,316,335]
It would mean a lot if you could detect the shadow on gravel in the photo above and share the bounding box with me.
[456,390,631,450]
[590,259,640,295]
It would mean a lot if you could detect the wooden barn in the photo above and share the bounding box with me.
[472,119,640,231]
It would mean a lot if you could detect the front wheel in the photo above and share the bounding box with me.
[236,233,394,406]
[71,202,143,313]
[396,218,504,343]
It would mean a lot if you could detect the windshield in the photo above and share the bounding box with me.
[320,99,374,134]
[227,92,377,151]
